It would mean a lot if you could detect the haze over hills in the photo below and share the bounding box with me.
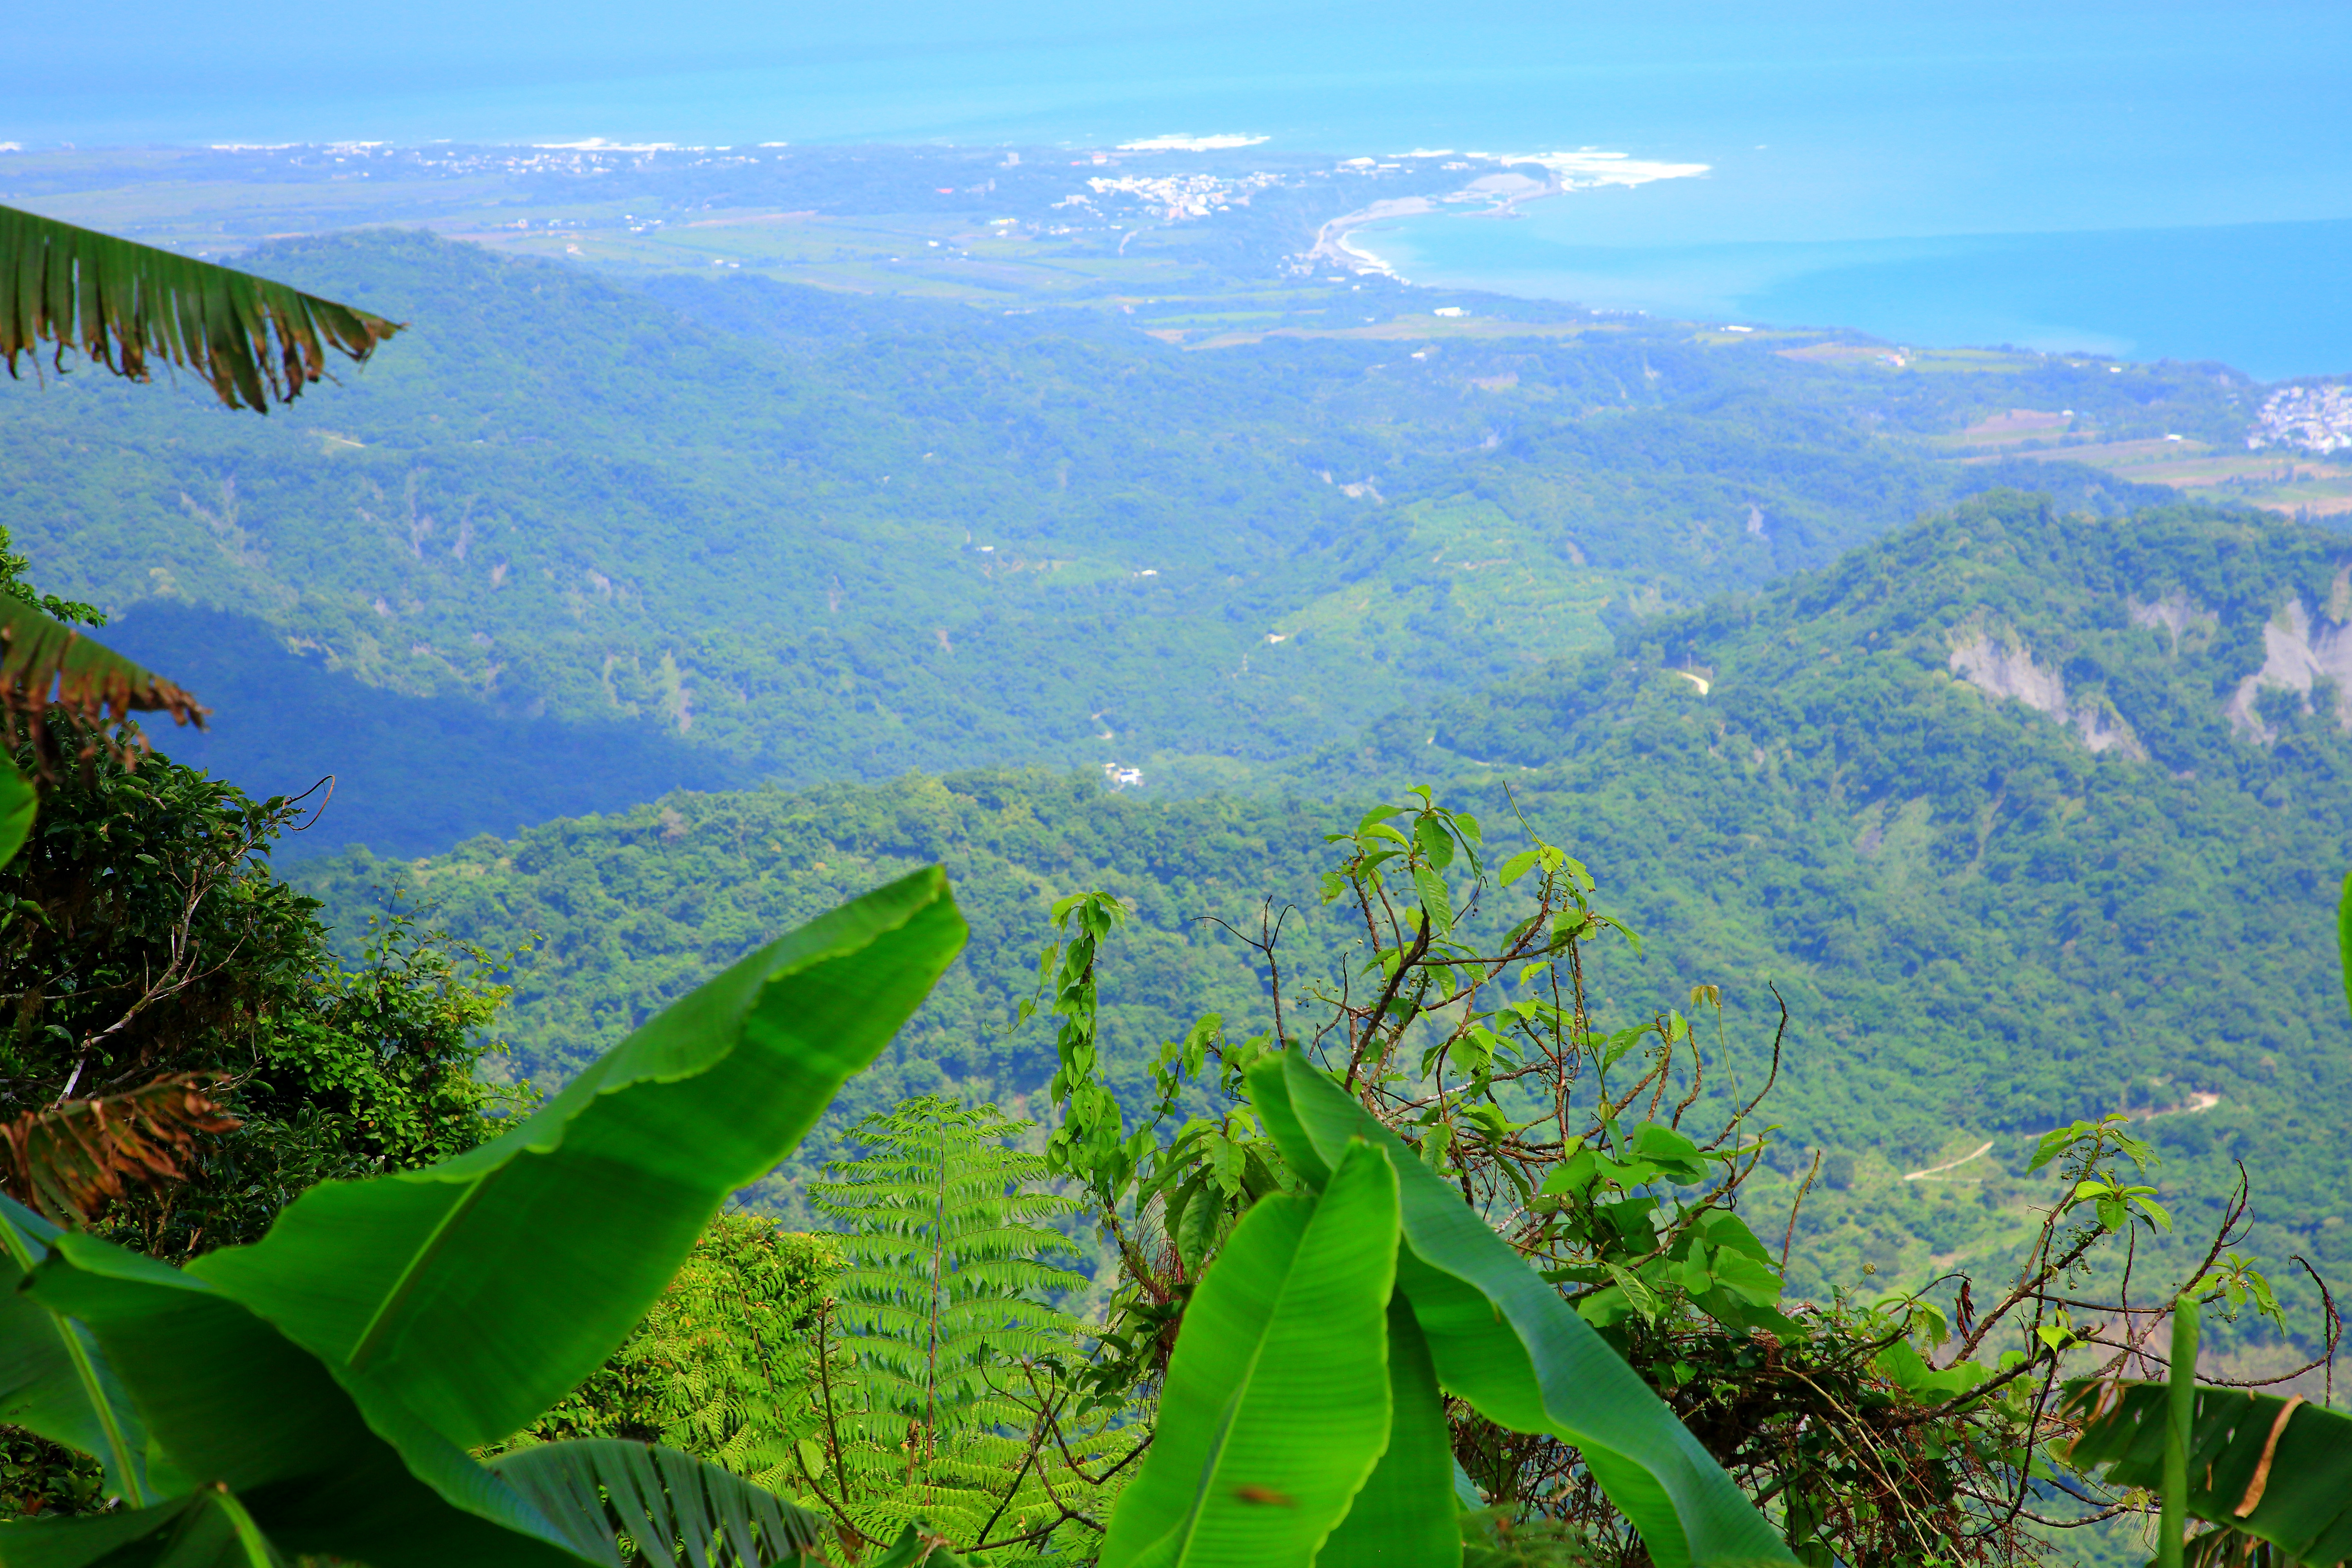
[13,223,2287,853]
[12,0,2349,368]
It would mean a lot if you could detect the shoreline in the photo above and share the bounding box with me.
[1307,196,1439,277]
[1306,149,1706,279]
[1307,167,1566,278]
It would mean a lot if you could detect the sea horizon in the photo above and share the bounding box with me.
[11,0,2347,380]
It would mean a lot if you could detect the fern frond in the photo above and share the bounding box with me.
[801,1096,1134,1560]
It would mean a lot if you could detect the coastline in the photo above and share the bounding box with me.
[1307,196,1438,277]
[1309,149,1703,279]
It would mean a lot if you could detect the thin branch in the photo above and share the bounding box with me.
[1346,911,1430,1090]
[1782,1148,1824,1275]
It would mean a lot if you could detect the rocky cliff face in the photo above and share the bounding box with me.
[1947,628,2149,760]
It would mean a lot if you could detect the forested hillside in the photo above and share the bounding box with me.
[12,229,2218,853]
[299,492,2352,1353]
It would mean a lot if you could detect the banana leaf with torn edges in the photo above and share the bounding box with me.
[1,203,401,412]
[2064,1379,2352,1565]
[0,598,206,776]
[1247,1052,1789,1568]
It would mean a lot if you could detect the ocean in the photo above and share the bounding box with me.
[1362,216,2352,383]
[11,0,2350,377]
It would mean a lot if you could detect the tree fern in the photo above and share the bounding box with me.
[802,1097,1136,1561]
[517,1213,838,1497]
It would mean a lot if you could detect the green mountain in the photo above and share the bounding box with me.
[296,492,2352,1352]
[14,229,2212,854]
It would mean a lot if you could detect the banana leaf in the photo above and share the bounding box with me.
[1248,1052,1790,1568]
[1099,1139,1402,1568]
[1317,1293,1462,1568]
[0,1484,282,1568]
[0,204,400,412]
[0,597,207,774]
[0,1193,150,1505]
[0,874,965,1567]
[190,867,967,1449]
[16,1228,586,1567]
[2064,1379,2352,1565]
[492,1439,828,1566]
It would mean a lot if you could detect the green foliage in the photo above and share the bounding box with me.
[800,1097,1131,1559]
[0,744,527,1260]
[1004,774,2334,1566]
[518,1213,839,1485]
[0,869,964,1564]
[295,768,1346,1186]
[303,500,2352,1334]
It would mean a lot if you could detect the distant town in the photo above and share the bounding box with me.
[2248,383,2352,453]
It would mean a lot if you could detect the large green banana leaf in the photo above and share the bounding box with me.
[492,1439,829,1566]
[0,874,963,1565]
[191,867,966,1449]
[1317,1294,1462,1568]
[1,203,401,412]
[19,1229,586,1567]
[0,1194,150,1505]
[1249,1053,1790,1568]
[2065,1379,2352,1564]
[0,1486,279,1568]
[1099,1139,1403,1568]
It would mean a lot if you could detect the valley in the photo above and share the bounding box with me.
[9,145,2352,1381]
[287,494,2352,1350]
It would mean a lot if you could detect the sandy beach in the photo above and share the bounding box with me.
[1309,151,1706,277]
[1308,196,1441,274]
